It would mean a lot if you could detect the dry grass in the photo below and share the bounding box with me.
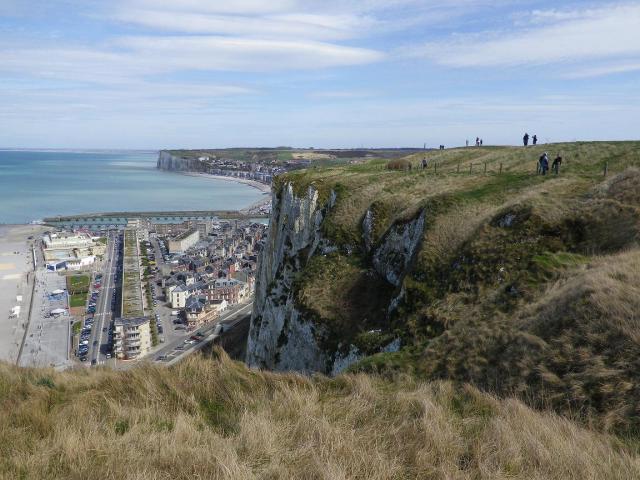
[277,143,640,436]
[422,249,640,433]
[1,351,639,479]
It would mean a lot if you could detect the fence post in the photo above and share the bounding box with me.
[604,162,608,177]
[434,162,437,174]
[499,163,503,174]
[484,162,487,174]
[469,163,473,174]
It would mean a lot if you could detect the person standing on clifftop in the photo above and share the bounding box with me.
[552,154,562,174]
[533,134,538,146]
[523,133,529,146]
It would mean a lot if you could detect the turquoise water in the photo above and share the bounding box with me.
[0,150,264,224]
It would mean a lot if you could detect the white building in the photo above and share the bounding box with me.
[43,231,93,250]
[169,284,189,309]
[113,317,152,360]
[168,229,200,254]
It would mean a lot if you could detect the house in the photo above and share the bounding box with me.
[203,278,248,305]
[170,284,189,309]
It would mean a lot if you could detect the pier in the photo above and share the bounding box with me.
[43,210,268,229]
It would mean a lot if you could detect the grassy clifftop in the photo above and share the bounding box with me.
[2,351,639,479]
[278,141,640,433]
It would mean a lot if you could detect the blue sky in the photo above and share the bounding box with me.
[1,0,639,149]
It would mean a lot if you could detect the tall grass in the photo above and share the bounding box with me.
[1,351,639,479]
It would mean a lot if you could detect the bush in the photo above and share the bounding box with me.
[387,159,412,171]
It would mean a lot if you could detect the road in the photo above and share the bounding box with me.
[89,231,119,365]
[116,300,253,369]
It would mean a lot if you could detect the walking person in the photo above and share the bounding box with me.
[538,152,549,175]
[533,134,538,146]
[552,154,562,175]
[476,137,480,147]
[523,132,529,147]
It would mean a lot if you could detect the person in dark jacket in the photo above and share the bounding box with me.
[552,154,562,174]
[533,134,538,145]
[539,152,549,175]
[523,133,529,146]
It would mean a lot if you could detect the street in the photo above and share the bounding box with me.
[117,300,253,369]
[89,231,119,365]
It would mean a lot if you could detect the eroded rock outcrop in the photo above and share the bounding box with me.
[246,181,427,375]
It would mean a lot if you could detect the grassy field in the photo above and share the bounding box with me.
[68,293,86,308]
[273,141,640,434]
[66,275,89,308]
[1,350,639,479]
[66,274,89,294]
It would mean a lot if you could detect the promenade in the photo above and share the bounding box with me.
[0,225,43,363]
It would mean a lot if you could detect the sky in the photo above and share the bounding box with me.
[0,0,639,149]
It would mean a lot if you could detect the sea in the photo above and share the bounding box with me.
[0,150,265,224]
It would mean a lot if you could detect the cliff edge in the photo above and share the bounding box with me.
[246,141,640,434]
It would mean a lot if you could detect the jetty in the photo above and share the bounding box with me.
[43,210,268,229]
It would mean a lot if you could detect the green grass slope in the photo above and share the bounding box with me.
[277,141,640,434]
[2,351,640,479]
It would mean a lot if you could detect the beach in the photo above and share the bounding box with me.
[180,172,272,214]
[0,225,44,363]
[180,172,272,193]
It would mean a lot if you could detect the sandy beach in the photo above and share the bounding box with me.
[0,225,44,363]
[180,172,272,194]
[180,172,272,215]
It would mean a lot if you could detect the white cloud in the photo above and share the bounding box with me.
[114,9,378,41]
[115,35,383,71]
[0,34,383,86]
[408,3,640,69]
[564,60,640,78]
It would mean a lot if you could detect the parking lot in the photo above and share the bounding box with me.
[18,268,74,369]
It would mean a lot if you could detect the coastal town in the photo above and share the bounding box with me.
[0,214,267,369]
[0,147,418,370]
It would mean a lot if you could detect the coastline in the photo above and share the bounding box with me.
[177,171,272,215]
[179,172,272,194]
[0,224,44,364]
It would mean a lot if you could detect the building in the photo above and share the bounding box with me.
[126,218,150,241]
[43,231,93,250]
[183,296,224,329]
[42,230,105,268]
[204,278,248,305]
[168,229,199,254]
[169,284,189,309]
[113,317,152,360]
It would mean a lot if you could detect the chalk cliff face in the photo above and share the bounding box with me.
[157,151,208,172]
[246,183,331,373]
[246,181,424,375]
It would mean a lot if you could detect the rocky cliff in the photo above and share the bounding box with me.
[157,151,209,172]
[244,142,640,434]
[246,181,418,375]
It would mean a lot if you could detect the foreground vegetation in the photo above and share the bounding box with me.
[2,351,639,479]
